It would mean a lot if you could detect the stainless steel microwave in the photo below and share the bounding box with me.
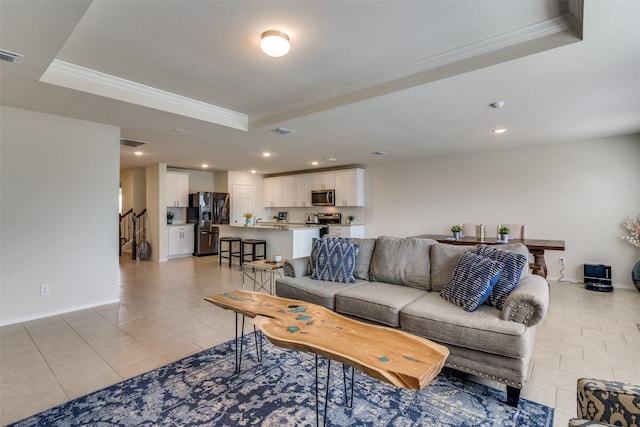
[311,190,335,206]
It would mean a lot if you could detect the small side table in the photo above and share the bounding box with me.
[242,259,285,295]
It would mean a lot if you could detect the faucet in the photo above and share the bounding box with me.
[254,217,262,226]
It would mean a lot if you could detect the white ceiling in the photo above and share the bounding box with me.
[1,0,639,174]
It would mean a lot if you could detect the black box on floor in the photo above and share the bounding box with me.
[584,264,613,292]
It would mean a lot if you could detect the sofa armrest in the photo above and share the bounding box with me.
[500,274,549,327]
[283,257,310,278]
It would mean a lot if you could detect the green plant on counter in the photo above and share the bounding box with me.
[167,211,174,220]
[498,226,510,235]
[348,215,355,222]
[451,225,462,233]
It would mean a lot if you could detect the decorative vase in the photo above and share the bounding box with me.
[632,260,640,292]
[167,218,173,224]
[245,218,251,226]
[453,231,461,239]
[500,234,509,241]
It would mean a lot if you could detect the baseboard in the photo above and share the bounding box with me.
[549,277,635,291]
[0,298,121,327]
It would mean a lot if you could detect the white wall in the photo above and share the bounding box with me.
[0,107,120,325]
[364,135,640,286]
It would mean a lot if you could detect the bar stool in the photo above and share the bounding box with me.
[219,237,242,267]
[242,239,267,263]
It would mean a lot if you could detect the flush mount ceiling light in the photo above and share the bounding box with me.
[493,128,507,134]
[260,30,290,57]
[262,152,271,157]
[134,151,144,156]
[311,161,319,166]
[201,164,208,168]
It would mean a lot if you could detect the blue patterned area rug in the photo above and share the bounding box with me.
[10,335,553,426]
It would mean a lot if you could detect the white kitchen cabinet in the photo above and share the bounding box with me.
[313,172,335,190]
[281,176,297,207]
[166,172,189,207]
[296,174,314,207]
[328,224,364,238]
[334,169,364,206]
[263,177,282,207]
[168,225,194,257]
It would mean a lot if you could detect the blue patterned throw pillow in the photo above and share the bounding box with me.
[311,238,358,283]
[440,252,505,312]
[476,245,528,310]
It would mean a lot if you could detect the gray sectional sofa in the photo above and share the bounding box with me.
[275,235,550,407]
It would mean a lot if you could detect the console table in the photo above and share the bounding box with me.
[413,234,565,278]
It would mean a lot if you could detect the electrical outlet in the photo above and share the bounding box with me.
[559,257,566,266]
[40,284,50,296]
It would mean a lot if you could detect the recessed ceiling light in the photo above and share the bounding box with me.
[134,151,143,156]
[201,164,208,168]
[311,161,319,166]
[492,128,507,134]
[325,157,337,162]
[251,170,257,174]
[262,152,271,157]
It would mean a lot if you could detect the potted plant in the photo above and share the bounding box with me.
[166,211,174,224]
[347,215,355,225]
[243,212,253,226]
[499,226,510,241]
[451,224,462,239]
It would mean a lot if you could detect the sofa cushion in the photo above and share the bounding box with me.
[430,244,477,292]
[311,238,358,283]
[493,243,531,278]
[335,282,427,327]
[476,245,528,310]
[351,238,376,280]
[369,236,436,290]
[440,252,504,312]
[400,293,531,359]
[275,276,368,310]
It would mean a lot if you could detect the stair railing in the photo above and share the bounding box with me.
[131,208,147,260]
[119,209,133,256]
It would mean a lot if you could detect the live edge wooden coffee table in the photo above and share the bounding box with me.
[205,290,449,426]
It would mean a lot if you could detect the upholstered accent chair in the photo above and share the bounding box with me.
[460,223,476,237]
[568,377,640,426]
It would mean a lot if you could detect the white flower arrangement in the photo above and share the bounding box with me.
[621,215,640,248]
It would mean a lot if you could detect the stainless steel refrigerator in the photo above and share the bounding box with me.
[188,192,229,256]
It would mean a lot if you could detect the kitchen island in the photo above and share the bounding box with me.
[217,224,321,260]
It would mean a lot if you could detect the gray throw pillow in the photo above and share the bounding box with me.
[369,236,436,290]
[351,238,376,280]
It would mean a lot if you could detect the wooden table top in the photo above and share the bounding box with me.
[242,259,286,270]
[413,234,565,251]
[205,290,449,390]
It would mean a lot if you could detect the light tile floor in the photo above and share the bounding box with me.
[1,254,639,426]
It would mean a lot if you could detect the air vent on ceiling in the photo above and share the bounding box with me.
[120,138,146,148]
[273,127,294,135]
[0,49,24,63]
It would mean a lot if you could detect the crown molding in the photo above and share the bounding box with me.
[40,60,248,131]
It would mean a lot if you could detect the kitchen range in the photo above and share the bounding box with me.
[187,192,229,256]
[308,212,341,237]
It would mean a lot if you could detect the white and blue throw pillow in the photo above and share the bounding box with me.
[311,237,358,283]
[440,252,505,312]
[475,245,528,310]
